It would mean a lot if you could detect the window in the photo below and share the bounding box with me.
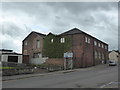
[99,52,101,59]
[36,40,40,48]
[61,38,65,43]
[24,50,27,55]
[25,41,27,46]
[85,37,90,43]
[33,53,41,58]
[51,39,54,43]
[102,44,104,48]
[95,50,98,59]
[88,38,90,43]
[98,43,101,47]
[8,56,18,63]
[94,41,97,46]
[105,45,107,49]
[85,37,88,43]
[102,53,104,59]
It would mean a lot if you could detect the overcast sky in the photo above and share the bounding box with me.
[1,2,118,53]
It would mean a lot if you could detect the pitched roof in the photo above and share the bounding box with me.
[23,31,46,41]
[60,28,83,35]
[60,28,108,45]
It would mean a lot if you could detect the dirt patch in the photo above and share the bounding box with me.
[33,68,48,74]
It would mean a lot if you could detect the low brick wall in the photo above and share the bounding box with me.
[2,67,34,76]
[2,62,34,76]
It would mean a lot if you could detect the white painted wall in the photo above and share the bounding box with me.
[1,55,8,62]
[1,54,22,63]
[18,55,22,63]
[109,51,118,62]
[30,57,48,64]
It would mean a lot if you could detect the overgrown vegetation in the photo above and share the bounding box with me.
[43,33,72,58]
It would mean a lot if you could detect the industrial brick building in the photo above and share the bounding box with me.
[60,28,108,68]
[22,31,46,64]
[22,28,108,68]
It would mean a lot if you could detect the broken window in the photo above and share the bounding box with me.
[33,53,41,58]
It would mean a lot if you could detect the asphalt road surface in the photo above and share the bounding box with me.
[2,64,118,88]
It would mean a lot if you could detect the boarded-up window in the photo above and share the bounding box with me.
[95,50,97,59]
[25,41,27,46]
[99,52,101,59]
[24,50,27,55]
[36,40,40,48]
[102,53,104,59]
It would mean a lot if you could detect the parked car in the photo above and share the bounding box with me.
[109,60,117,66]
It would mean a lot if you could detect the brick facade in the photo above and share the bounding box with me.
[22,31,46,63]
[22,28,108,68]
[60,28,108,68]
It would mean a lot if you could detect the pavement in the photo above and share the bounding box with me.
[2,69,75,81]
[2,64,112,81]
[100,82,120,88]
[2,64,119,88]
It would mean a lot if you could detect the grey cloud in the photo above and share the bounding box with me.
[2,22,24,38]
[2,2,118,52]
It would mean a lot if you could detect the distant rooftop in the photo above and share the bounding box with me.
[0,49,13,52]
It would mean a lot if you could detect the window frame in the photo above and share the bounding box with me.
[36,40,40,48]
[61,38,65,43]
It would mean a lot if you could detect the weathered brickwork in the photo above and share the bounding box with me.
[22,28,108,68]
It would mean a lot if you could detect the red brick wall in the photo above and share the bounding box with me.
[71,33,108,68]
[22,32,45,61]
[72,34,84,68]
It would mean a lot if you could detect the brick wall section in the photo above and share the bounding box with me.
[72,34,84,68]
[68,33,108,68]
[22,32,45,63]
[22,28,108,68]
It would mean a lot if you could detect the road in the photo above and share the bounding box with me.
[2,64,118,88]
